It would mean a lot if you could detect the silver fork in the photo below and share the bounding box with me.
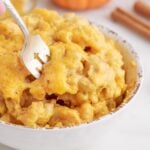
[2,0,50,78]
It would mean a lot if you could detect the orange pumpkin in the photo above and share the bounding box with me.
[53,0,110,10]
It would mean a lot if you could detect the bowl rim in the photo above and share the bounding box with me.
[0,24,143,132]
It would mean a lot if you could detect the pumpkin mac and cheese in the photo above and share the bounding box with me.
[0,9,126,128]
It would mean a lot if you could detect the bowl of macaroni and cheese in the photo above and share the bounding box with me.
[0,9,142,150]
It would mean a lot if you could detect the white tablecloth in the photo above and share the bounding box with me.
[1,0,150,149]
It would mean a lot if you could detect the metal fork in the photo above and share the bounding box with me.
[2,0,50,78]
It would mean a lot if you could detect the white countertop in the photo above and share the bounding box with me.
[0,0,150,149]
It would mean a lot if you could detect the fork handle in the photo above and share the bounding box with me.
[2,0,29,39]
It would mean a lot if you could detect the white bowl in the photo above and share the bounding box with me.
[0,25,143,150]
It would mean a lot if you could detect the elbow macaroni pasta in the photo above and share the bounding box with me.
[0,9,126,128]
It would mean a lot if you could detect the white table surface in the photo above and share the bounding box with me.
[0,0,150,149]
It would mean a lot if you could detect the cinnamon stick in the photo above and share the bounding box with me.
[134,1,150,18]
[111,8,150,39]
